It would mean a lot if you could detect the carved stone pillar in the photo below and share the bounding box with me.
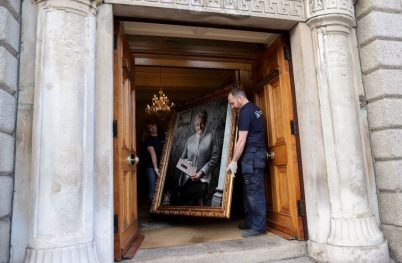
[306,1,389,262]
[24,0,99,262]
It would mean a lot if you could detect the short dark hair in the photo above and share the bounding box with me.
[229,86,246,98]
[145,119,157,126]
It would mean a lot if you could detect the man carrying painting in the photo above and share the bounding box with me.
[227,85,267,238]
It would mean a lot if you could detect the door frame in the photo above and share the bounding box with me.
[111,19,307,239]
[94,13,312,262]
[93,15,310,262]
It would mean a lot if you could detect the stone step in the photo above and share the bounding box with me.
[127,235,308,263]
[269,256,315,263]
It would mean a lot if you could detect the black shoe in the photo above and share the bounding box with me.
[238,222,250,230]
[242,229,266,238]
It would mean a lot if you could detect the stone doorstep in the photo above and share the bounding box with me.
[127,235,308,263]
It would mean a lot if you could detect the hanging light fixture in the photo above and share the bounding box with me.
[145,67,175,114]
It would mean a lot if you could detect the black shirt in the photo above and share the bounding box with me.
[238,102,266,148]
[145,135,164,168]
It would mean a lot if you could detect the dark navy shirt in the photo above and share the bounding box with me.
[238,102,266,148]
[145,135,164,168]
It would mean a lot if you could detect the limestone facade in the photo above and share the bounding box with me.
[1,0,401,262]
[0,0,20,262]
[355,0,402,261]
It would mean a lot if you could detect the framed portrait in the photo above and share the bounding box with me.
[177,109,192,128]
[151,92,237,218]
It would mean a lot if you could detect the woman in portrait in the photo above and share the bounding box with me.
[178,110,219,205]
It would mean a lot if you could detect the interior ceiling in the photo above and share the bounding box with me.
[135,66,235,106]
[124,22,276,109]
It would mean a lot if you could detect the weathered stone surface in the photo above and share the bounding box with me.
[0,132,14,174]
[0,175,12,218]
[0,47,17,94]
[375,160,402,191]
[382,224,402,262]
[0,88,16,134]
[18,0,37,90]
[371,129,402,159]
[363,69,402,100]
[290,22,330,245]
[357,11,402,45]
[0,217,10,263]
[356,0,402,18]
[133,235,307,263]
[360,40,402,74]
[0,0,21,17]
[0,6,19,55]
[10,108,32,263]
[367,98,402,129]
[378,192,402,226]
[24,1,100,262]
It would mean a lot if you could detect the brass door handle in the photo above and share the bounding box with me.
[266,151,275,161]
[127,153,139,166]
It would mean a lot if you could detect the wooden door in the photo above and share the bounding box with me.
[113,22,143,261]
[253,37,305,240]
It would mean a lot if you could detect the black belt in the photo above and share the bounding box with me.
[245,146,266,153]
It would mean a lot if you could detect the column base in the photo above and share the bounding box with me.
[24,241,100,263]
[308,240,390,263]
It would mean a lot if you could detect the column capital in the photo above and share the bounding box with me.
[305,0,355,28]
[36,0,97,15]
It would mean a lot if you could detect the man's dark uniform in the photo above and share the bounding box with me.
[238,101,267,233]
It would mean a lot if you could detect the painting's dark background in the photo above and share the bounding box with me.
[162,97,228,206]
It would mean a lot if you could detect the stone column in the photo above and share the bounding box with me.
[24,0,99,262]
[305,1,389,262]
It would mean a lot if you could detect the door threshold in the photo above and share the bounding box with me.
[122,235,308,263]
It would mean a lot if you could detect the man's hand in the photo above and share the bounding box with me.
[226,161,238,175]
[154,168,160,176]
[191,171,203,181]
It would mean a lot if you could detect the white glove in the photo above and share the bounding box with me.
[226,161,238,175]
[154,168,160,176]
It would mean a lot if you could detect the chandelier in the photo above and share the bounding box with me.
[145,68,174,114]
[145,89,175,113]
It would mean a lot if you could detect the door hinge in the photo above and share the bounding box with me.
[297,200,306,217]
[114,214,118,233]
[113,34,117,50]
[290,119,298,135]
[283,45,291,61]
[113,120,117,138]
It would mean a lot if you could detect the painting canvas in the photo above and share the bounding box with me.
[151,93,237,218]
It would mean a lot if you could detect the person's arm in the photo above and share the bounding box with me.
[232,130,248,162]
[147,146,159,175]
[226,130,248,174]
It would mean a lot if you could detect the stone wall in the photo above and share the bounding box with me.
[355,0,402,262]
[0,0,20,262]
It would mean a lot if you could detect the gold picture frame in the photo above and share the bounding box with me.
[151,91,237,218]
